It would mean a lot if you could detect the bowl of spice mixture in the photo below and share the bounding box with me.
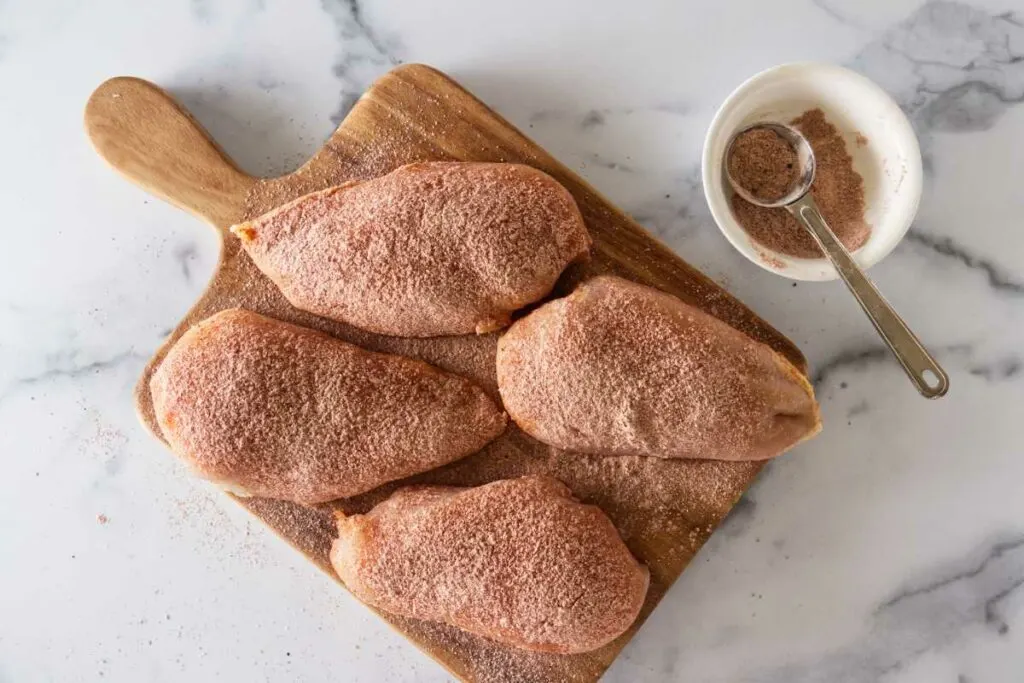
[702,62,922,281]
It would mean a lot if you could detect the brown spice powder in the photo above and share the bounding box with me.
[730,108,870,259]
[728,127,799,202]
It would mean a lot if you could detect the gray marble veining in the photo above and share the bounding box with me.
[320,0,401,123]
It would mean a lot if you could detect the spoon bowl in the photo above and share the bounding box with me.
[725,122,815,208]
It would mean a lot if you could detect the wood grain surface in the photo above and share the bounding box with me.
[84,64,807,683]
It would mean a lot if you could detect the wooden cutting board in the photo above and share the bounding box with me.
[85,64,807,683]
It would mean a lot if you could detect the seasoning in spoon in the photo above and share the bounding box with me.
[727,127,799,202]
[730,108,870,259]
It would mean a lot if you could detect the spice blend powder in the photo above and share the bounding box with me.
[730,108,870,259]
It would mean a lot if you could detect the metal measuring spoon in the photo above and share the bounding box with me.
[725,122,949,398]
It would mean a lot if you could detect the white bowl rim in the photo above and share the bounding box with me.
[701,61,923,282]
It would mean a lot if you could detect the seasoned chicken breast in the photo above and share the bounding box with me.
[151,309,506,504]
[331,476,648,654]
[496,276,820,461]
[231,162,591,337]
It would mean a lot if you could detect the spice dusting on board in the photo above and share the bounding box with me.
[730,108,870,259]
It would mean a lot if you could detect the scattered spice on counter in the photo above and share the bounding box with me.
[727,127,799,202]
[730,108,870,259]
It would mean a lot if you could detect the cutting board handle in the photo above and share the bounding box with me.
[84,77,256,229]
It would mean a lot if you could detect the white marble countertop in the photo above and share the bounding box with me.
[2,0,1023,681]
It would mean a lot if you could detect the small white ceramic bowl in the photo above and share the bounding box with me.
[702,62,922,281]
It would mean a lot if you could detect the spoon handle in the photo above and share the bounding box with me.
[788,195,949,398]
